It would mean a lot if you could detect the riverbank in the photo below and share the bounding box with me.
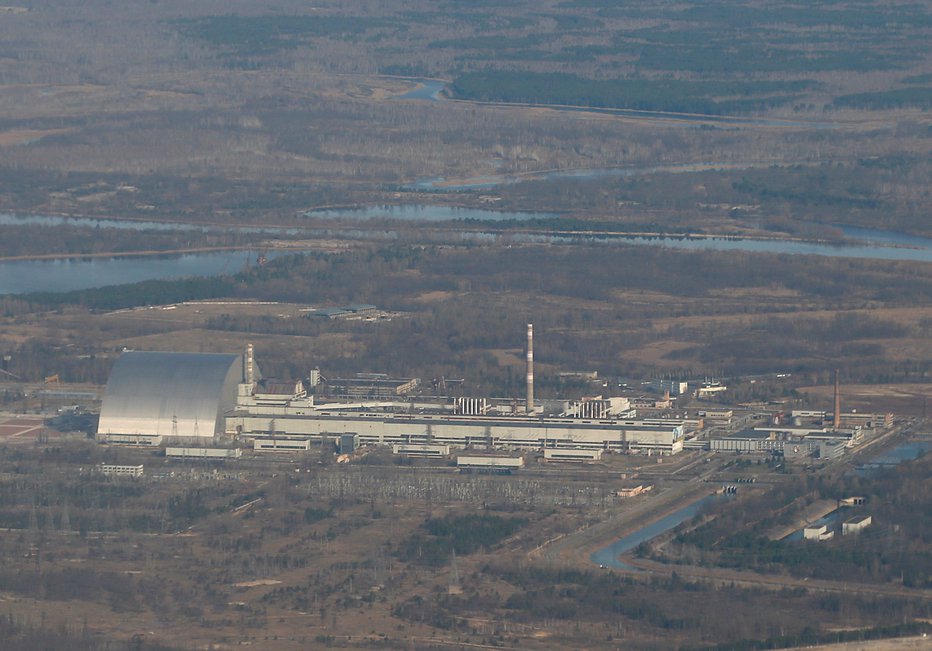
[530,478,716,570]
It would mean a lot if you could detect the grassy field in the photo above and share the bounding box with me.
[0,439,927,650]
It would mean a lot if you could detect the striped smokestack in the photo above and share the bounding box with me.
[245,343,255,385]
[526,323,534,415]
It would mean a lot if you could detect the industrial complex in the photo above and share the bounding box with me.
[95,330,892,465]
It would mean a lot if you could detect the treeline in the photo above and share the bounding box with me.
[450,72,814,115]
[683,622,932,651]
[0,224,250,259]
[17,276,237,311]
[10,240,932,386]
[178,14,391,57]
[674,456,932,587]
[0,616,184,651]
[394,561,931,647]
[398,513,527,566]
[833,86,932,110]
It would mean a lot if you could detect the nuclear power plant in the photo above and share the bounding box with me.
[96,327,691,455]
[95,328,890,462]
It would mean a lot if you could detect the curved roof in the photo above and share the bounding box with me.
[97,351,243,438]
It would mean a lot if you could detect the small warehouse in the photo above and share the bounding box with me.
[254,438,311,452]
[543,448,603,462]
[456,455,524,473]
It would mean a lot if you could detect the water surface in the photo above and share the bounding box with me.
[0,251,266,295]
[591,494,718,570]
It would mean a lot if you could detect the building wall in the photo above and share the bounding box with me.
[227,412,683,453]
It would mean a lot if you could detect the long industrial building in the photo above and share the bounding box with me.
[97,346,687,455]
[227,389,685,454]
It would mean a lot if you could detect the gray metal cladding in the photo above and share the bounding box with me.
[97,351,242,438]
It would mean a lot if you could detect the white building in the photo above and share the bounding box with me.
[165,447,242,459]
[543,447,603,462]
[842,515,872,536]
[99,464,144,478]
[650,379,689,396]
[456,456,524,471]
[803,524,834,541]
[392,443,451,457]
[254,438,311,452]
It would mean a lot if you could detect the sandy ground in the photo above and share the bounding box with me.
[0,127,70,146]
[786,634,931,650]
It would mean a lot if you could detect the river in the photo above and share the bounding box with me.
[2,211,931,295]
[0,250,266,295]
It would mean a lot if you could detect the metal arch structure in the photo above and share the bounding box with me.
[97,351,243,439]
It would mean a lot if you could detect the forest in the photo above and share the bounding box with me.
[449,72,816,114]
[2,239,930,405]
[669,454,932,588]
[0,0,931,648]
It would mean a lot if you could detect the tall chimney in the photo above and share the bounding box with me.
[526,323,534,415]
[833,369,841,429]
[245,343,255,385]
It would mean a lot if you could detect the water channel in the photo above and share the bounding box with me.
[856,439,932,473]
[395,79,838,130]
[590,493,719,570]
[592,435,931,568]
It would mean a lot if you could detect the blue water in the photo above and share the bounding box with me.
[2,210,931,295]
[860,440,932,470]
[837,226,932,251]
[0,250,271,294]
[394,78,445,101]
[607,230,932,264]
[590,494,718,570]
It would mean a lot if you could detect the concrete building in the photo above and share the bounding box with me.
[696,381,727,399]
[700,409,733,423]
[817,440,847,460]
[803,524,834,541]
[325,375,419,399]
[339,433,360,453]
[227,408,685,455]
[842,515,872,536]
[97,351,245,441]
[253,379,306,404]
[456,456,524,472]
[254,438,311,452]
[565,396,630,419]
[835,412,893,429]
[102,433,163,446]
[165,447,242,459]
[99,463,144,478]
[650,379,689,396]
[616,485,652,498]
[711,431,788,453]
[392,443,451,458]
[543,447,603,462]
